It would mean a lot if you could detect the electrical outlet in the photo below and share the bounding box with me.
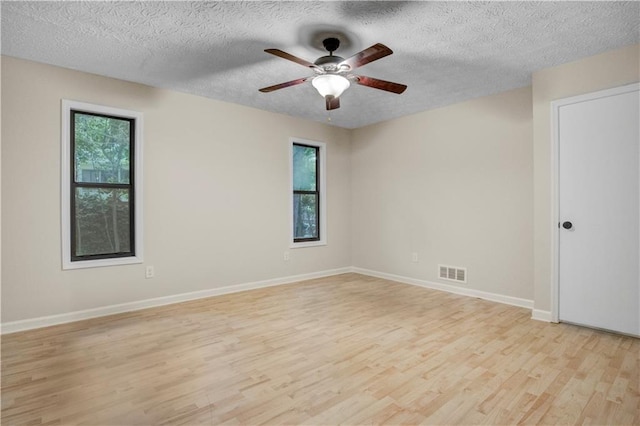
[284,251,290,261]
[411,252,418,263]
[145,265,155,278]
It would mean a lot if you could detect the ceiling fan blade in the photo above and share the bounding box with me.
[325,95,340,110]
[264,49,318,69]
[259,77,309,93]
[339,43,393,70]
[354,75,407,94]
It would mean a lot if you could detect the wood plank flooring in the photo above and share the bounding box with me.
[2,273,638,425]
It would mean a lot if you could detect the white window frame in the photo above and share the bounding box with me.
[290,137,327,248]
[61,100,144,269]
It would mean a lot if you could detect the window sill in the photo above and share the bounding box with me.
[290,240,327,249]
[63,255,143,270]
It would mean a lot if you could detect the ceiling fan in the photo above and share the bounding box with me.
[259,37,407,111]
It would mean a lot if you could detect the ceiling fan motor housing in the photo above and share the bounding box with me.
[314,55,345,69]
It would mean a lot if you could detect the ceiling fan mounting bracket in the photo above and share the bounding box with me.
[322,37,340,54]
[304,27,357,54]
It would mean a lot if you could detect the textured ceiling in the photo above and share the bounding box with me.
[2,1,638,129]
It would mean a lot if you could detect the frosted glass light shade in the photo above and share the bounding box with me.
[312,74,350,98]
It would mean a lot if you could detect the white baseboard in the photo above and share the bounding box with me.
[0,267,352,335]
[352,267,534,309]
[1,266,542,335]
[531,309,553,322]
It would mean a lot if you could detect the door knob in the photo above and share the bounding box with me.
[562,221,573,230]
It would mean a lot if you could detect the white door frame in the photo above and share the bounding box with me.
[550,82,640,323]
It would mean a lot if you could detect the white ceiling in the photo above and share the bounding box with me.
[2,1,638,129]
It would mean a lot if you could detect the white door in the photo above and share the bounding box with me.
[557,84,640,336]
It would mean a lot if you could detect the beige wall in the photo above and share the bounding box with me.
[532,44,640,313]
[0,56,3,325]
[3,44,637,325]
[351,87,534,300]
[1,56,352,323]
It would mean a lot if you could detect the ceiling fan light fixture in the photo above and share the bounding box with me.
[312,74,350,99]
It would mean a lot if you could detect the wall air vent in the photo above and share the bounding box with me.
[438,264,467,283]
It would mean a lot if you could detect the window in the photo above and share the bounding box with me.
[291,138,326,247]
[62,100,143,269]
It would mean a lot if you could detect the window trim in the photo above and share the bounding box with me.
[61,100,144,269]
[290,137,326,248]
[293,143,320,243]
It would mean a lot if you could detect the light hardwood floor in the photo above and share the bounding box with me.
[2,273,638,425]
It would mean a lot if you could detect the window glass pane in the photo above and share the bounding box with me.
[293,193,318,239]
[75,188,131,256]
[74,113,131,184]
[293,145,317,191]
